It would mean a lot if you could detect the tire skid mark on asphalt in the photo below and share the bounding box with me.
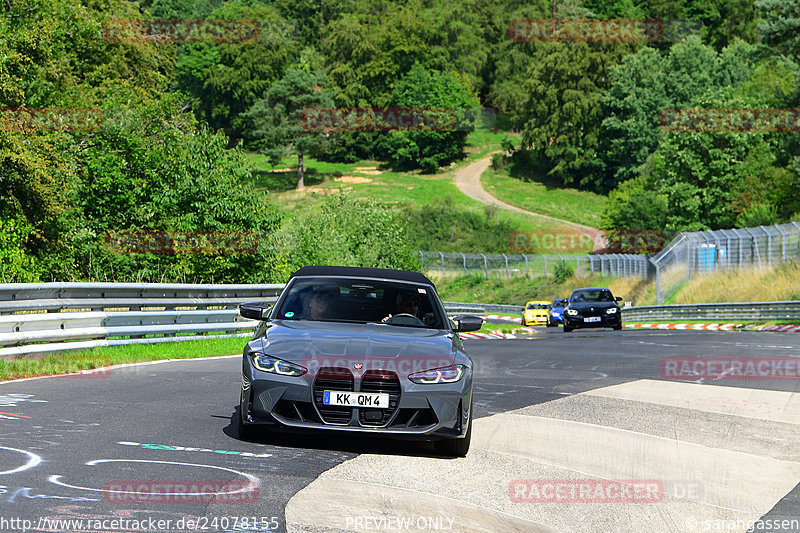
[285,379,800,533]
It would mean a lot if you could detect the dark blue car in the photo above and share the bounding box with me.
[547,298,568,327]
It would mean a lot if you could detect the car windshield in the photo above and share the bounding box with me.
[570,289,615,302]
[274,277,445,328]
[552,300,566,307]
[526,303,549,310]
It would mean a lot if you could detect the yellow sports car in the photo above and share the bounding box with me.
[522,300,551,326]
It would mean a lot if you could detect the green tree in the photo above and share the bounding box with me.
[75,95,282,283]
[683,0,758,49]
[273,193,420,278]
[244,67,336,189]
[174,1,296,140]
[600,175,669,233]
[757,0,800,63]
[382,64,479,172]
[600,47,670,187]
[320,0,492,108]
[518,41,630,190]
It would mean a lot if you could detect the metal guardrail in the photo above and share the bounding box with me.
[0,283,284,358]
[3,282,797,358]
[443,302,522,315]
[0,284,510,358]
[622,301,800,322]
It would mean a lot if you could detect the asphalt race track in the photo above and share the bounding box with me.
[1,328,800,533]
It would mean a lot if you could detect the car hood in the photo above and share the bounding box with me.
[568,302,619,312]
[256,320,458,373]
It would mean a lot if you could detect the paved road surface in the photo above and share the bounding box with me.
[1,329,799,532]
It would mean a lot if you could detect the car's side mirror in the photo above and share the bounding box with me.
[452,315,483,332]
[615,296,623,302]
[239,302,272,320]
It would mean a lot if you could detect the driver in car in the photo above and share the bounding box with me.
[382,291,420,322]
[304,286,338,319]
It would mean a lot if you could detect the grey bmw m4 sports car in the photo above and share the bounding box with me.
[237,266,483,457]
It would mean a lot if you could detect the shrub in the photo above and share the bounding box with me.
[553,261,574,283]
[272,192,421,279]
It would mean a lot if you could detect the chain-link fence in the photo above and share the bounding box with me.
[651,222,800,304]
[421,223,800,302]
[418,252,651,279]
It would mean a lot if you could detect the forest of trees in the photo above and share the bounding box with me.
[1,0,798,282]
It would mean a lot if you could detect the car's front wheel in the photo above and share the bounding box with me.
[435,402,472,457]
[563,324,573,333]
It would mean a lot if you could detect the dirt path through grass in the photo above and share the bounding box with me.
[454,154,605,245]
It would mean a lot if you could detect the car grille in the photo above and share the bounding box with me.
[313,367,354,424]
[359,370,401,426]
[311,367,402,427]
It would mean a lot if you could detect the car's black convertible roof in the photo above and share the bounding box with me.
[290,266,434,287]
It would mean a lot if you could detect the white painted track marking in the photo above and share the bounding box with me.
[0,446,42,476]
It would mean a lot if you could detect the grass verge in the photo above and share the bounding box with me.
[481,165,607,228]
[0,336,248,382]
[624,320,798,325]
[434,273,646,307]
[245,130,585,245]
[478,323,520,334]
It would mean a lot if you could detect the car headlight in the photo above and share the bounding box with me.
[251,353,307,376]
[566,309,578,316]
[605,308,618,314]
[551,311,559,316]
[409,364,466,384]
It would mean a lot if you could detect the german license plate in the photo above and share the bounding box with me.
[584,316,601,323]
[323,391,389,408]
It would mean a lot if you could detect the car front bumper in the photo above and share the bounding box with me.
[524,314,548,325]
[241,364,472,440]
[564,314,621,328]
